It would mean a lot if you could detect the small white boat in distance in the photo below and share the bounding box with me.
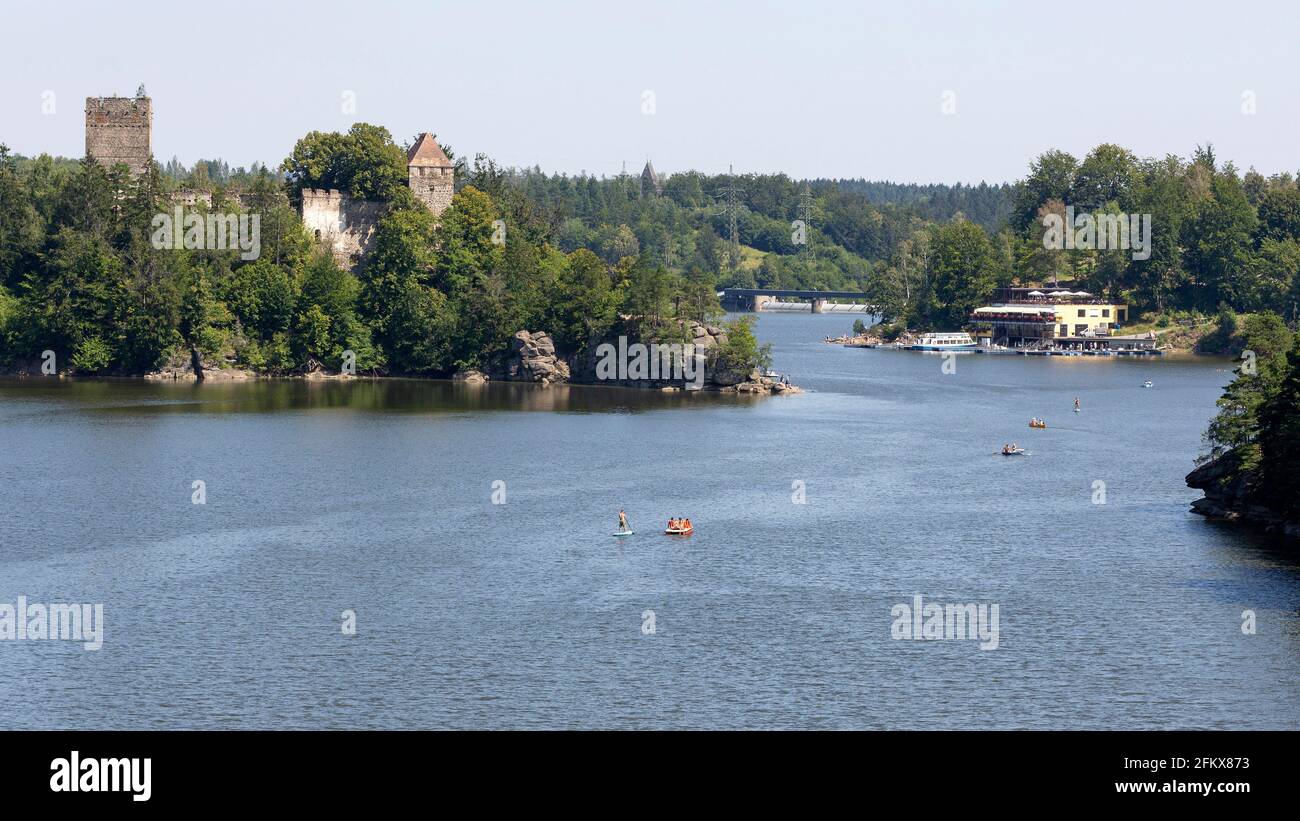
[911,332,978,351]
[1143,380,1153,388]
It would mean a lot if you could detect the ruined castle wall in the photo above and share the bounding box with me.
[85,97,152,175]
[409,165,455,217]
[300,188,388,269]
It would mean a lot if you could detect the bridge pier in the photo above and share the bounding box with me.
[810,298,827,313]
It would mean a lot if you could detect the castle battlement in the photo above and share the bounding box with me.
[301,188,346,203]
[85,95,152,176]
[300,134,456,270]
[80,90,456,270]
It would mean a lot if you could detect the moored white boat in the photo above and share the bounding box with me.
[910,332,978,351]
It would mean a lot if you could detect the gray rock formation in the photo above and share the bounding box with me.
[1186,452,1300,539]
[506,331,570,384]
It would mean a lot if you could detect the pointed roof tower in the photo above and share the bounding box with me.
[640,160,661,197]
[408,133,453,168]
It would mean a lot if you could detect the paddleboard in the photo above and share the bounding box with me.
[613,530,634,536]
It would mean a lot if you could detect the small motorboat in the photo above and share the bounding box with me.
[1000,447,1027,456]
[1143,380,1153,388]
[1029,420,1047,429]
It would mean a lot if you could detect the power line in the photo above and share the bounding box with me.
[715,164,744,270]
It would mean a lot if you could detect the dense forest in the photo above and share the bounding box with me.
[0,128,764,379]
[2,126,1298,523]
[1192,312,1300,532]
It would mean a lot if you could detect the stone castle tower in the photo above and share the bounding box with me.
[406,133,455,215]
[302,132,456,269]
[85,93,152,176]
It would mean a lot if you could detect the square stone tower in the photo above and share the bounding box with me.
[406,133,455,217]
[85,95,153,176]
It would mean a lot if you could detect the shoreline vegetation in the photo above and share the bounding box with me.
[821,305,1284,355]
[0,126,796,395]
[1185,313,1300,541]
[2,126,1298,522]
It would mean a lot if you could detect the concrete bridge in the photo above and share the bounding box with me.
[719,288,876,313]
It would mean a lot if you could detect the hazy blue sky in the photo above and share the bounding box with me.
[3,0,1297,183]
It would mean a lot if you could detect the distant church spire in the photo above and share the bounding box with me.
[640,160,661,197]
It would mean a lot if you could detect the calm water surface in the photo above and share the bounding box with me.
[2,313,1298,729]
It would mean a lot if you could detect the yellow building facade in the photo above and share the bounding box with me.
[969,288,1131,347]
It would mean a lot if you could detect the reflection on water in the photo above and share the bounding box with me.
[0,376,759,416]
[2,313,1299,730]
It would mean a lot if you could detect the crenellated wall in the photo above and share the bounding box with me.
[297,132,456,270]
[85,96,152,176]
[300,188,388,269]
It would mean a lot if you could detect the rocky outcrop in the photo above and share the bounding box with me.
[143,348,253,381]
[688,321,728,353]
[505,331,570,385]
[453,369,489,384]
[144,365,253,381]
[1186,452,1300,540]
[719,368,803,396]
[561,318,800,395]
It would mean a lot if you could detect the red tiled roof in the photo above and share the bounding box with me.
[407,133,452,167]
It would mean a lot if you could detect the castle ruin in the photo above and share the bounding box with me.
[301,132,455,270]
[85,94,153,176]
[406,132,455,215]
[83,90,453,270]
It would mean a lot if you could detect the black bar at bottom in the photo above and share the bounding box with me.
[2,730,1285,808]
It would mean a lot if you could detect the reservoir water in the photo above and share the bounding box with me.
[2,312,1298,729]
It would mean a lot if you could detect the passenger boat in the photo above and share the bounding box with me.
[910,332,978,351]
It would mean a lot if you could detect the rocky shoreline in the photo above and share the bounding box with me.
[6,325,802,396]
[459,328,800,395]
[1185,453,1300,541]
[823,330,917,348]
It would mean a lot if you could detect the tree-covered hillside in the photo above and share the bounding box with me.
[4,130,1300,383]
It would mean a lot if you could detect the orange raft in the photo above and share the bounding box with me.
[664,523,694,536]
